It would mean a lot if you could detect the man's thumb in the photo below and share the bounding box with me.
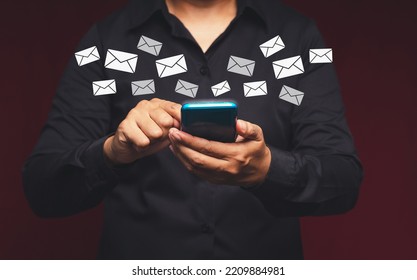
[236,119,262,141]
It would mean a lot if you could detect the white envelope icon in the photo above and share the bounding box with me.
[156,54,188,78]
[272,55,304,79]
[211,80,231,97]
[279,85,304,106]
[137,35,163,56]
[259,35,285,58]
[309,48,333,63]
[92,79,117,96]
[175,79,198,98]
[104,49,138,73]
[243,81,268,97]
[132,79,155,96]
[75,46,100,66]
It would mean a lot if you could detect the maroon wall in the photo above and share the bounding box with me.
[1,0,416,259]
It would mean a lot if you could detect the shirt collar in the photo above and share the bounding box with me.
[127,0,270,30]
[127,0,166,29]
[241,0,269,29]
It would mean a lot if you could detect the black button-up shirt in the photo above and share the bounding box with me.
[23,0,363,259]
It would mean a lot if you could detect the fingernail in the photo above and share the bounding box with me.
[174,132,181,141]
[170,131,181,142]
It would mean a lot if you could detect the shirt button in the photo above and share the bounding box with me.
[201,224,211,233]
[200,66,209,75]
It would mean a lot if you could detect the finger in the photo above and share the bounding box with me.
[236,119,263,141]
[169,137,228,175]
[133,109,164,142]
[118,119,150,149]
[156,99,182,124]
[168,128,233,159]
[149,107,175,133]
[169,144,210,180]
[169,143,193,172]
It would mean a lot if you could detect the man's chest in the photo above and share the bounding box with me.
[100,24,301,148]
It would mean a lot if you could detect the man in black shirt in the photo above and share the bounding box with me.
[23,0,363,259]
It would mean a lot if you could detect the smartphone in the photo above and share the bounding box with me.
[181,101,238,143]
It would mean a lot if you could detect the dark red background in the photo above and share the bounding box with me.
[1,0,416,259]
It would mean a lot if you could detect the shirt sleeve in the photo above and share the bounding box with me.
[248,21,364,217]
[22,24,120,217]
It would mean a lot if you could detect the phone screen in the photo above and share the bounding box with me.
[181,101,238,143]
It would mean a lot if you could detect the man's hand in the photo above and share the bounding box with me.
[104,98,181,165]
[168,119,271,187]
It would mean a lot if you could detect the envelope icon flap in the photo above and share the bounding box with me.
[310,48,332,57]
[177,80,197,90]
[76,46,98,58]
[281,86,303,97]
[273,56,302,69]
[107,49,138,62]
[133,80,154,89]
[213,81,229,90]
[93,80,115,89]
[230,56,254,67]
[139,36,162,47]
[156,55,185,68]
[261,35,285,48]
[245,81,266,90]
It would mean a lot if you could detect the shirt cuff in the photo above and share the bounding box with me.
[82,135,120,192]
[245,146,298,196]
